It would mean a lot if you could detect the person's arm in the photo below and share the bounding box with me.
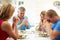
[38,21,42,31]
[46,26,59,40]
[1,21,19,40]
[20,19,29,28]
[50,31,59,40]
[13,16,19,34]
[45,22,60,40]
[13,21,19,38]
[25,19,30,29]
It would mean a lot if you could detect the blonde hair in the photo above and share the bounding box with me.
[0,3,15,20]
[40,11,46,16]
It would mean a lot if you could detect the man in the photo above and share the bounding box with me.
[13,7,30,30]
[45,9,60,40]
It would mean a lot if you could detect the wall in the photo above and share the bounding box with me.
[21,0,60,25]
[10,0,60,26]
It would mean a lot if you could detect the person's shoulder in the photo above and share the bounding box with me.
[24,16,28,19]
[54,20,60,31]
[54,20,60,27]
[57,20,60,24]
[1,21,11,31]
[2,21,9,24]
[24,16,28,18]
[2,21,10,28]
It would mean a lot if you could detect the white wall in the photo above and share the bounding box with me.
[22,0,60,25]
[11,0,60,25]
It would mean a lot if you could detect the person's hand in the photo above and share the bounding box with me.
[13,17,18,24]
[44,21,51,32]
[46,21,51,27]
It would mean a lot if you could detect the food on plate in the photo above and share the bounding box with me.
[38,31,49,37]
[20,30,26,33]
[18,34,26,39]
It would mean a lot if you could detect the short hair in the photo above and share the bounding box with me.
[46,9,58,18]
[18,7,25,11]
[0,3,15,20]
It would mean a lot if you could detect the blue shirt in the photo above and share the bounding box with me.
[18,16,30,30]
[52,19,60,40]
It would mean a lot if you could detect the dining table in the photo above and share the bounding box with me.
[17,26,50,40]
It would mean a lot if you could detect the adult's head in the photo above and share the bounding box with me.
[40,11,46,20]
[0,3,15,20]
[18,7,25,19]
[46,9,59,23]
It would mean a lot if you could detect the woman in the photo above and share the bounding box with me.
[38,11,52,33]
[38,11,47,32]
[0,3,19,40]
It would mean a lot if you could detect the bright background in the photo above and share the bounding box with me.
[0,0,60,26]
[12,0,60,26]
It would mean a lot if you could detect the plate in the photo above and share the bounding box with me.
[38,31,49,37]
[18,34,27,39]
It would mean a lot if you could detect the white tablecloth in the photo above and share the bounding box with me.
[18,28,50,40]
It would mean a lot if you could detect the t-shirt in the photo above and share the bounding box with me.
[18,16,30,30]
[52,19,60,40]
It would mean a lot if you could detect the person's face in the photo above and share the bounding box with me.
[47,16,55,23]
[19,10,25,18]
[40,14,46,20]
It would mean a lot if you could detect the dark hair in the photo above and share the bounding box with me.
[0,3,15,20]
[46,9,58,18]
[18,7,25,11]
